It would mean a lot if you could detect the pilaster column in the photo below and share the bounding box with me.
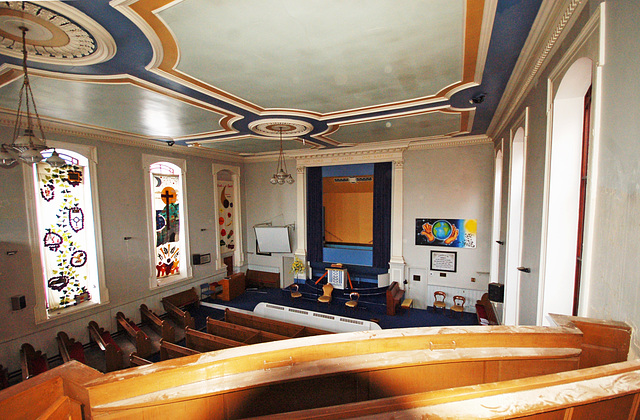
[295,166,308,275]
[389,159,406,285]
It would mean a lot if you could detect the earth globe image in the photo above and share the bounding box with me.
[432,220,452,241]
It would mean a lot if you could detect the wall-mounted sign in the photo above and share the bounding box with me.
[431,250,457,272]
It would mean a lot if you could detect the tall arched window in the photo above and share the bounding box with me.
[26,143,108,322]
[143,155,191,287]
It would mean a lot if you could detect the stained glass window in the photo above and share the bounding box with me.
[33,149,101,313]
[146,158,191,286]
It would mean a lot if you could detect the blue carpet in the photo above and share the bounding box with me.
[199,285,478,330]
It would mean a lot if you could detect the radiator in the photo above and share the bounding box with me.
[253,302,381,332]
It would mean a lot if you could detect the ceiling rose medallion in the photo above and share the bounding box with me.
[248,119,313,138]
[0,1,115,65]
[248,119,312,185]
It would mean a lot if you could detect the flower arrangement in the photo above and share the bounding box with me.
[291,257,305,275]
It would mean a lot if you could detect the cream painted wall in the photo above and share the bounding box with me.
[0,126,232,372]
[243,160,298,277]
[402,144,494,308]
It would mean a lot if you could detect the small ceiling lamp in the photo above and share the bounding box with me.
[270,127,294,185]
[0,21,64,169]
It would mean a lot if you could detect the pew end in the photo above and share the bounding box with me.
[87,321,123,372]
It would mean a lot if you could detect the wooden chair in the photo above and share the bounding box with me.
[317,283,333,305]
[345,292,359,309]
[451,295,466,318]
[433,291,446,313]
[290,284,302,299]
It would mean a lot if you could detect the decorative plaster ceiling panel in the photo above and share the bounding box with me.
[159,0,464,114]
[330,112,461,144]
[0,76,223,138]
[200,137,312,154]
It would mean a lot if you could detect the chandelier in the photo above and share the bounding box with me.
[0,23,65,169]
[270,127,294,185]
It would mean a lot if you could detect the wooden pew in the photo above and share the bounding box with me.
[81,322,600,419]
[386,281,404,315]
[475,292,499,325]
[224,309,331,338]
[0,361,102,420]
[20,343,48,380]
[219,272,246,301]
[0,365,8,390]
[184,327,246,352]
[206,317,289,344]
[140,303,176,343]
[56,331,86,364]
[88,321,123,372]
[129,353,153,367]
[161,288,198,329]
[246,269,280,289]
[160,340,200,361]
[115,312,153,359]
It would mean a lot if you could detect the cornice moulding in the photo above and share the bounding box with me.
[488,0,587,138]
[0,108,243,163]
[245,134,492,164]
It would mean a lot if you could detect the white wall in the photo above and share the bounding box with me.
[401,144,494,309]
[243,159,298,276]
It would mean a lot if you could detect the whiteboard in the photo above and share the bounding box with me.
[254,226,291,253]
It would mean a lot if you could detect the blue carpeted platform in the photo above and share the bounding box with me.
[199,284,477,330]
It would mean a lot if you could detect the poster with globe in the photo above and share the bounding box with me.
[415,218,477,248]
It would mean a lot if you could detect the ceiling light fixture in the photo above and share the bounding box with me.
[0,20,64,169]
[270,127,294,185]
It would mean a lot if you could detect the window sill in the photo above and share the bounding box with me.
[35,299,106,325]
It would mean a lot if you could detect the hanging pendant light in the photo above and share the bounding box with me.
[270,127,295,185]
[0,16,63,169]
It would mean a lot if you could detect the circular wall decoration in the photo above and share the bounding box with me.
[0,2,116,65]
[248,119,313,138]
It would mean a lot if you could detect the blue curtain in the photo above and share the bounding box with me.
[373,162,392,269]
[306,166,323,263]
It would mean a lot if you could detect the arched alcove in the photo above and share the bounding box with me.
[540,57,593,324]
[213,164,244,274]
[504,126,526,325]
[490,146,503,285]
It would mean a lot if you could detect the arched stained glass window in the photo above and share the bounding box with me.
[144,156,191,287]
[28,145,107,321]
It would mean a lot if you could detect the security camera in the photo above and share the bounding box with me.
[470,93,486,104]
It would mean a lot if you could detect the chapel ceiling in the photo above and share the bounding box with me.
[0,0,542,157]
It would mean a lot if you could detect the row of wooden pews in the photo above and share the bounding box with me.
[5,288,201,388]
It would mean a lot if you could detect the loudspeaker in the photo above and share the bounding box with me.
[11,295,26,311]
[488,283,504,303]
